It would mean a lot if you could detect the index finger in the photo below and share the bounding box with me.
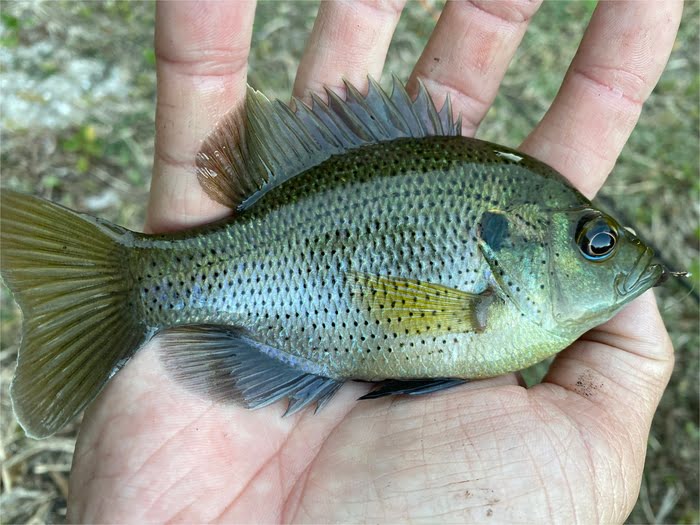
[147,0,256,233]
[520,0,682,197]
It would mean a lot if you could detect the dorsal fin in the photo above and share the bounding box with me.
[196,76,462,211]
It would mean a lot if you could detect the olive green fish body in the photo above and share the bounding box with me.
[0,78,665,437]
[132,137,583,380]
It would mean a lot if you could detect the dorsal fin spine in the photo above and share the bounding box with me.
[196,76,462,212]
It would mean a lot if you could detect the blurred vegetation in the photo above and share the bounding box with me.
[0,1,698,523]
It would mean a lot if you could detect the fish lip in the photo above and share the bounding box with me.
[654,267,670,287]
[614,247,662,298]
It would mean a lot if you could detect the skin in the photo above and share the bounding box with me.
[68,1,682,522]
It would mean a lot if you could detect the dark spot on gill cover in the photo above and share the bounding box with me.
[480,211,509,251]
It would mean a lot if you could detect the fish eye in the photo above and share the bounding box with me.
[576,215,618,261]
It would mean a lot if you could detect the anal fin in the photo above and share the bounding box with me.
[359,378,467,400]
[159,325,343,415]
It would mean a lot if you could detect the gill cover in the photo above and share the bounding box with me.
[478,204,554,323]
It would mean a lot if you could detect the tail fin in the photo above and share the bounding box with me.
[1,190,148,438]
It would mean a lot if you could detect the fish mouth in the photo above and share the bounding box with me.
[614,247,663,298]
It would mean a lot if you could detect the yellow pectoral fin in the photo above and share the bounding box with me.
[348,272,495,335]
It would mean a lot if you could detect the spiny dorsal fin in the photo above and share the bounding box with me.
[196,76,462,211]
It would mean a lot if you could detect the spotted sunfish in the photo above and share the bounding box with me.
[0,78,668,438]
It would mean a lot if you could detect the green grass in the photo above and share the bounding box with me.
[1,1,698,523]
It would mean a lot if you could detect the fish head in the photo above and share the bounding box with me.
[478,205,663,337]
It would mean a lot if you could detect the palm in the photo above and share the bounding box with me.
[71,303,668,522]
[68,1,681,522]
[72,336,658,523]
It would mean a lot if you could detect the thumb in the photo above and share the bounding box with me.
[539,290,673,432]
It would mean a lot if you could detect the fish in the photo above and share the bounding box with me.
[0,77,670,438]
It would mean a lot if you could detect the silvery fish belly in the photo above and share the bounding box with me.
[0,78,666,438]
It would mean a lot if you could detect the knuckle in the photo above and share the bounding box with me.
[353,0,405,19]
[155,46,248,80]
[465,0,542,25]
[570,64,648,110]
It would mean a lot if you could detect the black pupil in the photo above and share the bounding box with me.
[579,217,617,259]
[588,231,615,255]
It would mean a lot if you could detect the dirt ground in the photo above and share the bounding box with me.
[1,1,698,523]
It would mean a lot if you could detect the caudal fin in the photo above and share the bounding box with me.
[1,190,148,438]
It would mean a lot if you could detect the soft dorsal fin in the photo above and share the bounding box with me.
[196,76,462,211]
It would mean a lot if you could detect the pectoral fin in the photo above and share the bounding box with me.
[348,272,495,334]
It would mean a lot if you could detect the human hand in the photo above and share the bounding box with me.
[68,1,682,522]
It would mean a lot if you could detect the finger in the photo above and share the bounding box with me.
[520,0,683,197]
[147,0,256,233]
[292,0,405,103]
[408,0,542,137]
[538,291,673,432]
